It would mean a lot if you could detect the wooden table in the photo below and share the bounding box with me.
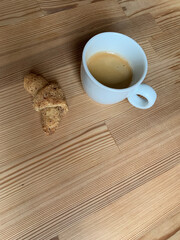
[0,1,180,239]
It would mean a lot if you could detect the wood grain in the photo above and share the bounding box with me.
[0,0,180,240]
[56,166,180,240]
[0,0,43,26]
[140,212,180,240]
[119,0,180,31]
[37,0,117,15]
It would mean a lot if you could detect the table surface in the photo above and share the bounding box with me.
[0,0,180,239]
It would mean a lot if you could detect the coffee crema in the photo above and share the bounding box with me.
[87,52,133,89]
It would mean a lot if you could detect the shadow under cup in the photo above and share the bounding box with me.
[84,32,148,89]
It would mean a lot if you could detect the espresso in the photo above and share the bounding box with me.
[87,52,133,89]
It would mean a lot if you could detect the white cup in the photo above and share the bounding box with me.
[81,32,157,109]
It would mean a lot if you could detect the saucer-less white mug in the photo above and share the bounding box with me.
[81,32,157,109]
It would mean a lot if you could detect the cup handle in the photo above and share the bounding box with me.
[127,84,157,109]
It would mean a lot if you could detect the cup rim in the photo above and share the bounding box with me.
[82,32,148,92]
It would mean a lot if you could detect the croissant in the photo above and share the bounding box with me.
[24,73,68,135]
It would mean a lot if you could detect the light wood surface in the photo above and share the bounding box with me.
[0,0,180,239]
